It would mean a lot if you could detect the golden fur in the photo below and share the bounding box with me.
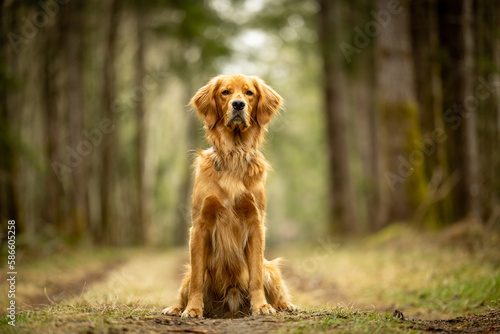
[162,74,296,318]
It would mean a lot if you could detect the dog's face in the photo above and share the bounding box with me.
[191,74,282,133]
[217,75,256,131]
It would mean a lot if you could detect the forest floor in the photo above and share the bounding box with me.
[1,222,499,333]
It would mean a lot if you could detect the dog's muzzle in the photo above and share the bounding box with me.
[227,99,248,128]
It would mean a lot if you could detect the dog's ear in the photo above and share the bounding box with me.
[190,76,221,129]
[252,77,283,127]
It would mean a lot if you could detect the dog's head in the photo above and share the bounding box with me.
[190,74,282,133]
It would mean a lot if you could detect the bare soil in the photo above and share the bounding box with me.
[412,310,500,333]
[71,309,500,334]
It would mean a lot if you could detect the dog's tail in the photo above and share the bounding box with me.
[225,287,243,313]
[263,258,292,309]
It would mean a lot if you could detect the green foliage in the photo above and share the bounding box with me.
[150,0,234,78]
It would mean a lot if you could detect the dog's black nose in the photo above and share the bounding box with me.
[232,99,246,111]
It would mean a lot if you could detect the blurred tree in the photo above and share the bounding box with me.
[409,0,457,226]
[318,0,357,235]
[0,0,20,229]
[475,0,500,225]
[42,15,64,235]
[135,9,148,245]
[99,0,121,245]
[375,0,428,223]
[61,1,88,240]
[341,1,383,232]
[461,0,480,222]
[438,0,480,223]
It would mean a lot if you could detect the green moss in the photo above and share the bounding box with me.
[379,101,438,227]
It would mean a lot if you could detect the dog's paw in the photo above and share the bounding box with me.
[181,307,203,318]
[161,306,183,316]
[279,302,298,312]
[252,303,276,316]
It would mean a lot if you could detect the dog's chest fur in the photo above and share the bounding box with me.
[211,149,268,202]
[218,172,246,203]
[200,148,268,291]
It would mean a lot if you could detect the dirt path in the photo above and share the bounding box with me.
[412,310,500,333]
[147,309,500,333]
[10,247,500,333]
[73,249,353,313]
[17,261,124,311]
[14,306,500,333]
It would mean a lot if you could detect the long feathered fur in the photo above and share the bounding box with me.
[162,74,295,319]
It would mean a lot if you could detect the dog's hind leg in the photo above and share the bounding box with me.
[162,269,190,316]
[263,259,297,311]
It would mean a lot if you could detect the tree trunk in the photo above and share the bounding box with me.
[461,0,480,222]
[356,55,384,231]
[318,0,357,235]
[135,10,148,245]
[438,0,481,223]
[409,0,455,226]
[376,0,428,223]
[64,1,89,241]
[475,0,500,225]
[42,27,64,234]
[99,0,120,245]
[495,1,500,226]
[0,0,20,227]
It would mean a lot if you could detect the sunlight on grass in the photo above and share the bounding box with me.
[0,247,130,313]
[75,248,185,307]
[279,223,500,319]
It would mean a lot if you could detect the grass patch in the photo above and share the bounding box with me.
[1,303,162,334]
[278,223,500,319]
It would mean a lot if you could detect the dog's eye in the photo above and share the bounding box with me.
[221,90,230,95]
[246,90,254,96]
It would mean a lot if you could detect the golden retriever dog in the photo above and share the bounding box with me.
[162,74,296,318]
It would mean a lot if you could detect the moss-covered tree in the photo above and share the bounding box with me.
[376,0,429,224]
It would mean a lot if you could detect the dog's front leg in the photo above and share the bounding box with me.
[248,227,275,315]
[238,193,276,315]
[182,195,220,318]
[181,226,206,318]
